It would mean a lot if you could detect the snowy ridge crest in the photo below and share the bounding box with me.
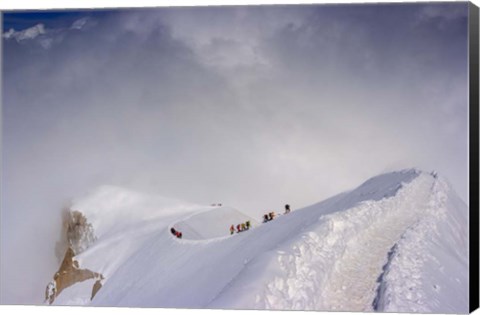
[226,170,433,310]
[373,175,468,313]
[52,170,468,313]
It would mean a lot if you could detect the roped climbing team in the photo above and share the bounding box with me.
[232,203,292,234]
[171,204,292,239]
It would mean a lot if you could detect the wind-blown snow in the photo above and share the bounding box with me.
[70,185,200,239]
[53,169,468,313]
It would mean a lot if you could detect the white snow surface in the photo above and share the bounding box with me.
[53,169,469,313]
[53,278,97,306]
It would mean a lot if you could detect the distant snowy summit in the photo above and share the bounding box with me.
[46,169,468,313]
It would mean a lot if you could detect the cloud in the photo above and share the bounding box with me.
[70,17,89,30]
[3,23,46,41]
[1,3,469,305]
[2,16,97,50]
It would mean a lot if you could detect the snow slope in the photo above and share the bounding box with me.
[53,169,469,313]
[53,278,97,306]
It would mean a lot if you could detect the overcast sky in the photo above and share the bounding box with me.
[1,2,469,304]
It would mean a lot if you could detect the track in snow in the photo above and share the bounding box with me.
[319,174,435,311]
[251,172,435,311]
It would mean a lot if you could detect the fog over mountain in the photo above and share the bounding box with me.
[1,3,469,305]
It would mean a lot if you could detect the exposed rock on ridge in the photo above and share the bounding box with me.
[46,209,102,304]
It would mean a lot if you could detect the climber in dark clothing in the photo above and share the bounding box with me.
[285,204,291,214]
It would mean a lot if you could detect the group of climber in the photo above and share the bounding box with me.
[262,212,276,222]
[263,204,291,223]
[170,227,182,239]
[229,204,292,235]
[230,221,251,234]
[172,204,292,239]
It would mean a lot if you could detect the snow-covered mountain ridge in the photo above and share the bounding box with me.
[47,169,468,313]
